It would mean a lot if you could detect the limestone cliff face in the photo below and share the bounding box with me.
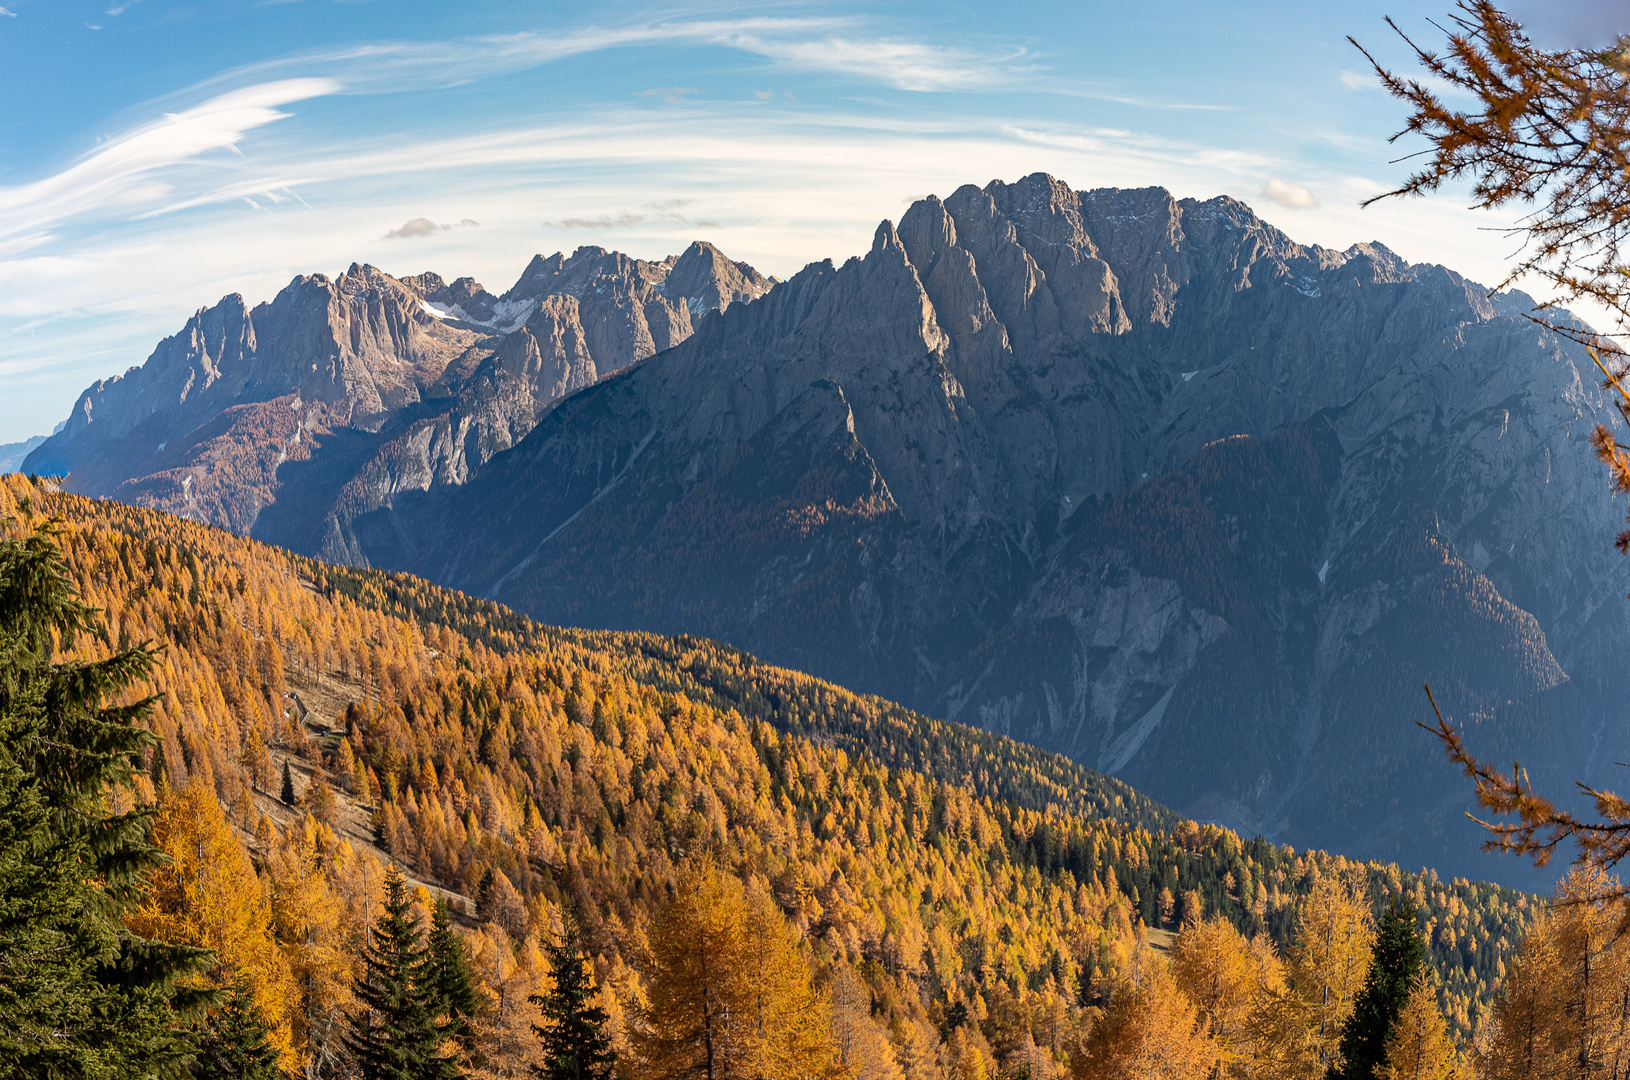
[376,173,1624,886]
[26,242,772,546]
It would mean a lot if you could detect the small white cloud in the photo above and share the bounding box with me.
[638,86,700,105]
[545,211,645,229]
[383,217,478,240]
[1261,178,1319,210]
[0,7,18,17]
[1339,69,1377,91]
[545,200,720,230]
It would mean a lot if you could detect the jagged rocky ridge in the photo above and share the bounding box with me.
[363,174,1621,887]
[24,241,771,554]
[29,172,1627,886]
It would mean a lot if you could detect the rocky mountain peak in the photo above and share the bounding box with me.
[27,239,772,559]
[664,240,772,313]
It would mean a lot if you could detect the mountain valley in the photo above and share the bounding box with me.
[25,173,1630,888]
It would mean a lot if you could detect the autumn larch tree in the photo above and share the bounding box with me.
[1465,867,1630,1080]
[828,965,898,1080]
[1376,972,1459,1080]
[126,778,299,1068]
[1171,914,1283,1079]
[1072,942,1219,1080]
[302,766,337,826]
[1253,873,1375,1080]
[632,857,830,1080]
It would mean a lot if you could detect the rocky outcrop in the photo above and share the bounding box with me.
[26,243,773,548]
[373,173,1624,887]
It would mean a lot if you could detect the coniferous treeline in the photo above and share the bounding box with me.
[0,476,1541,1077]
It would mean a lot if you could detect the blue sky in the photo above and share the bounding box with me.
[0,0,1620,443]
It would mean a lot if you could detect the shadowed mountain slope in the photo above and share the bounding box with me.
[367,174,1623,886]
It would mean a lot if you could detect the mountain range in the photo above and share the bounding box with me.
[25,172,1626,887]
[25,240,770,555]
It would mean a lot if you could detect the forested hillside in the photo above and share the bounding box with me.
[0,475,1538,1077]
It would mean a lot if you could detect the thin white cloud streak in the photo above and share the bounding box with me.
[191,18,1029,96]
[720,34,1033,92]
[0,78,340,258]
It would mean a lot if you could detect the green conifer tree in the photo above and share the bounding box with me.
[1331,897,1425,1080]
[346,865,460,1080]
[425,899,478,1050]
[279,760,296,807]
[192,977,283,1079]
[530,920,616,1080]
[0,519,213,1076]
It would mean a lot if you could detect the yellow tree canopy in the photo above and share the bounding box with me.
[1253,873,1374,1080]
[126,780,298,1069]
[1172,915,1283,1077]
[1379,972,1460,1080]
[1073,944,1218,1080]
[633,857,832,1080]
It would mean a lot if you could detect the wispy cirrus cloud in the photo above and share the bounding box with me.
[638,86,699,104]
[732,34,1032,92]
[176,17,1035,98]
[0,17,1032,253]
[0,78,338,258]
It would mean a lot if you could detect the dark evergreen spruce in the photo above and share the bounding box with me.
[1331,896,1426,1080]
[425,898,479,1048]
[0,519,214,1076]
[192,977,283,1079]
[280,760,296,806]
[529,919,616,1080]
[346,865,462,1080]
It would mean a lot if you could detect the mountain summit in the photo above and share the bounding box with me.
[29,173,1625,883]
[25,241,771,550]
